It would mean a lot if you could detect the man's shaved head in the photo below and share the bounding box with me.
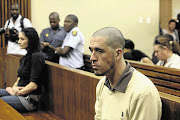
[49,12,59,19]
[92,27,125,50]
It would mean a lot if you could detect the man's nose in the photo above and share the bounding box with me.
[90,51,97,62]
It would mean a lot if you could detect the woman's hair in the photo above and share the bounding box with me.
[154,34,180,55]
[21,27,41,54]
[125,39,134,50]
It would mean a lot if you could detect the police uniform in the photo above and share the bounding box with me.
[40,26,66,62]
[4,15,32,55]
[60,27,84,68]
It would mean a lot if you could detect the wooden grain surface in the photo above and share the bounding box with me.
[0,98,27,120]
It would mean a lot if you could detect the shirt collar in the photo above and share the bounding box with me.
[50,26,62,31]
[104,61,134,93]
[166,53,175,63]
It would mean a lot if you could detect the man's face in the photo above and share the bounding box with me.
[18,32,28,49]
[89,36,115,76]
[49,16,59,30]
[64,17,76,32]
[169,22,176,31]
[153,45,166,61]
[11,4,19,20]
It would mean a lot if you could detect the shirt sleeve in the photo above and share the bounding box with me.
[63,34,81,49]
[40,30,45,42]
[129,93,162,120]
[4,20,9,30]
[30,53,45,85]
[24,18,32,28]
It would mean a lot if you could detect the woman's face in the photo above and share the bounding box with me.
[18,32,28,49]
[153,45,166,61]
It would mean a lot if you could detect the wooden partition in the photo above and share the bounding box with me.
[1,54,180,120]
[0,0,31,48]
[45,61,101,120]
[128,60,180,97]
[0,48,6,88]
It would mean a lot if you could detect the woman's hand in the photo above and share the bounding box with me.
[12,86,24,96]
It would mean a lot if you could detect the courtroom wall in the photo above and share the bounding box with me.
[31,0,159,57]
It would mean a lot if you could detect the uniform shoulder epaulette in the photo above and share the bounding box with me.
[72,31,77,36]
[46,33,49,37]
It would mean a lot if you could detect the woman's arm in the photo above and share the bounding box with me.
[16,82,38,96]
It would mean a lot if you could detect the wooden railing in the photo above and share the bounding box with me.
[83,54,180,97]
[0,98,27,120]
[1,54,180,120]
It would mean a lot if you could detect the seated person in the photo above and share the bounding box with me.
[40,12,66,63]
[153,34,180,69]
[124,39,153,64]
[49,14,85,69]
[0,27,45,113]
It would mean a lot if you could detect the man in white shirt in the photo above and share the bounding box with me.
[49,14,84,68]
[4,3,32,55]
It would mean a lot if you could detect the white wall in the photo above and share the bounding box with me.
[31,0,159,57]
[172,0,180,19]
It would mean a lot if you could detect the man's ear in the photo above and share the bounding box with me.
[115,48,123,60]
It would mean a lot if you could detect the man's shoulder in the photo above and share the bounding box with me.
[130,69,158,94]
[97,77,106,88]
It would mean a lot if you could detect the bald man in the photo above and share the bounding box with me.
[40,12,66,63]
[89,27,162,120]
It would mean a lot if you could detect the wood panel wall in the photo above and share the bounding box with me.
[0,0,31,48]
[160,0,172,30]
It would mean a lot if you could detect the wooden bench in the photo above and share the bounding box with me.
[83,54,180,97]
[0,98,27,120]
[1,54,180,120]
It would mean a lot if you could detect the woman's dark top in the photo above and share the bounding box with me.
[17,52,45,95]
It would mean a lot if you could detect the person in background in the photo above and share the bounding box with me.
[89,27,162,120]
[124,39,153,64]
[49,14,84,69]
[162,19,179,42]
[153,34,180,69]
[176,13,180,41]
[0,27,45,113]
[40,12,66,63]
[4,3,32,55]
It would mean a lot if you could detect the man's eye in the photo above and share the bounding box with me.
[96,49,103,53]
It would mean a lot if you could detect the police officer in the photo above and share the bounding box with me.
[4,3,32,55]
[40,12,66,63]
[49,14,85,68]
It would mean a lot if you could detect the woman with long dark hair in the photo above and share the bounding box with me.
[0,27,45,112]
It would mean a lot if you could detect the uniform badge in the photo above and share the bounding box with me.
[46,33,49,37]
[72,31,77,36]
